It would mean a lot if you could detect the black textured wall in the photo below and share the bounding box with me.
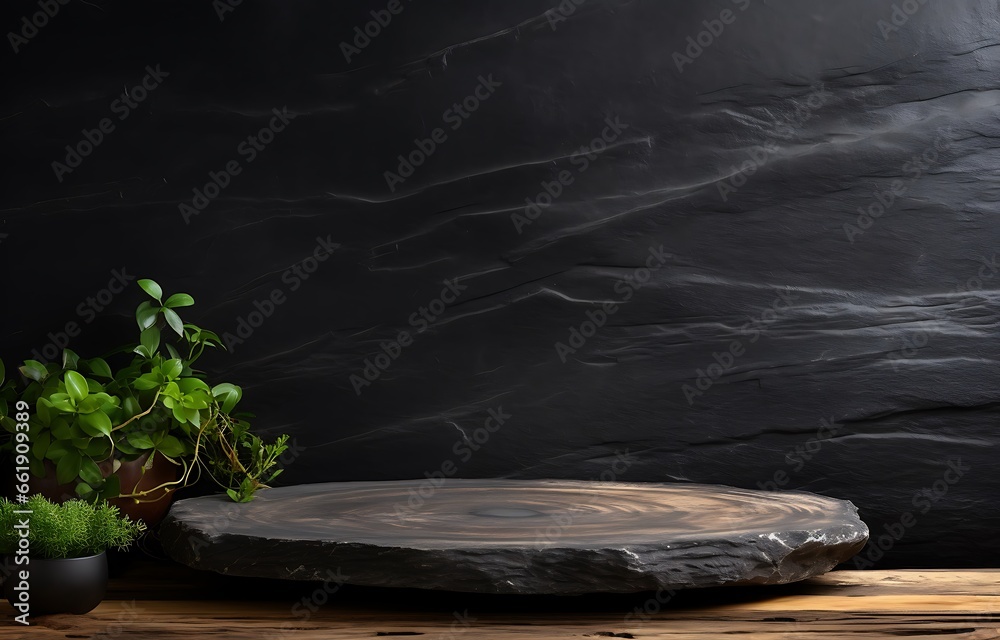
[2,0,999,568]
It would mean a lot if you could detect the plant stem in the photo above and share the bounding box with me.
[110,390,161,432]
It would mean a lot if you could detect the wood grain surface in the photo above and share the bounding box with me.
[1,557,998,639]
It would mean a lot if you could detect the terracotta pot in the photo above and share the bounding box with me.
[19,452,179,527]
[106,452,180,527]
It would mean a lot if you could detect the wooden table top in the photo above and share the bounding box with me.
[2,555,998,639]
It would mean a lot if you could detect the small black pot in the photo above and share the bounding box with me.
[3,551,108,615]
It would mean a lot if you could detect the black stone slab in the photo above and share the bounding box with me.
[160,481,868,594]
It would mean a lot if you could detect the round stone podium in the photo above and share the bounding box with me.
[160,480,868,594]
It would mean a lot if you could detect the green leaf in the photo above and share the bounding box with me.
[98,473,120,500]
[160,359,183,380]
[197,329,222,344]
[75,482,95,498]
[163,308,184,336]
[141,326,161,357]
[164,293,195,308]
[94,393,120,413]
[0,358,5,386]
[86,357,114,379]
[114,361,141,384]
[181,392,210,410]
[171,404,187,425]
[48,393,76,413]
[79,457,104,486]
[136,300,159,330]
[226,488,239,502]
[56,450,82,485]
[132,375,160,391]
[78,410,112,437]
[32,431,50,460]
[19,360,48,382]
[157,435,186,457]
[122,396,141,417]
[237,478,256,502]
[53,417,79,439]
[51,419,75,441]
[84,438,111,458]
[162,381,182,400]
[165,343,181,360]
[212,383,243,414]
[178,378,210,394]
[35,398,52,424]
[115,439,138,456]
[65,370,89,403]
[62,349,80,371]
[46,438,71,461]
[77,396,102,413]
[138,279,163,303]
[126,432,156,449]
[29,455,46,477]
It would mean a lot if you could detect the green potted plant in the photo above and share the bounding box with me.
[0,495,146,615]
[0,279,289,524]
